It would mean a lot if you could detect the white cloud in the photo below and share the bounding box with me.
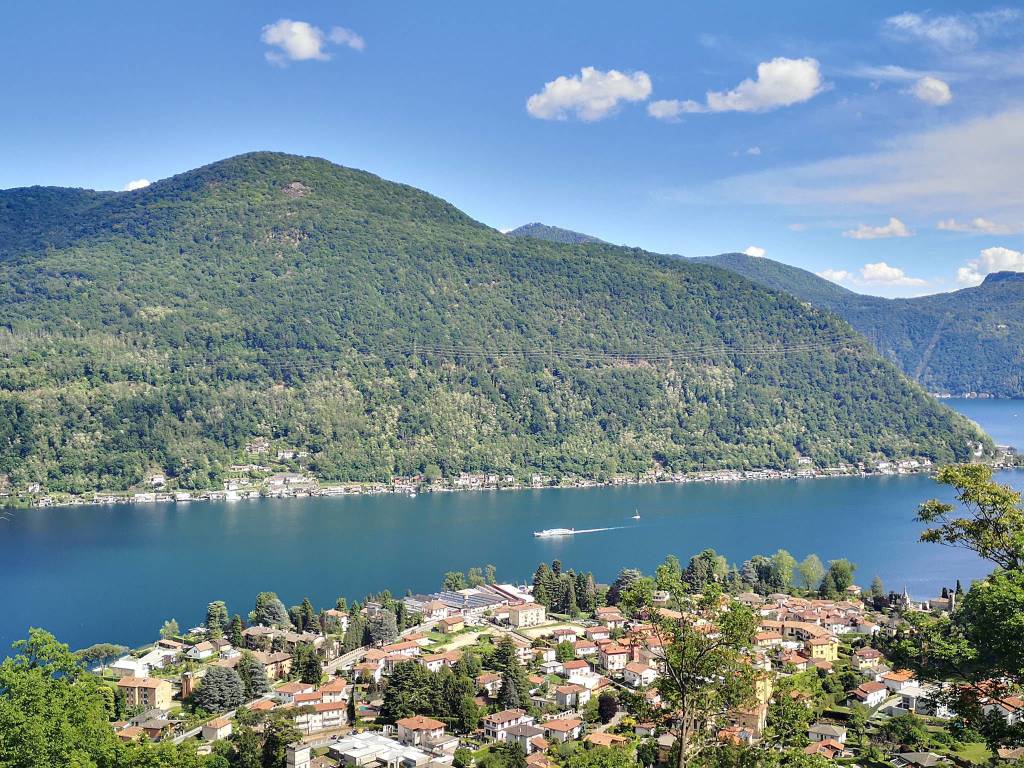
[911,76,952,105]
[883,9,1020,50]
[957,246,1024,285]
[527,67,652,122]
[329,26,365,51]
[696,109,1024,216]
[818,269,853,284]
[123,179,151,191]
[654,57,825,117]
[938,217,1021,234]
[842,217,912,240]
[788,223,808,232]
[860,261,927,286]
[842,64,933,82]
[261,19,364,65]
[745,146,761,156]
[743,246,766,257]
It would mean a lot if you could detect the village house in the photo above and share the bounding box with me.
[852,646,884,671]
[543,717,584,743]
[573,639,598,657]
[484,709,534,741]
[883,670,917,693]
[117,677,173,711]
[555,683,591,709]
[275,681,316,704]
[623,662,658,688]
[396,715,446,747]
[551,628,577,643]
[201,718,232,742]
[509,603,547,628]
[585,626,611,642]
[849,681,888,708]
[438,615,465,634]
[506,724,548,755]
[808,723,847,744]
[477,672,502,698]
[293,702,348,735]
[599,644,630,672]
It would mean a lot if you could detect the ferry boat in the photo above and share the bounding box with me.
[533,528,576,538]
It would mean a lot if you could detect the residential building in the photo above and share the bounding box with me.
[396,715,446,747]
[484,709,534,741]
[509,603,546,628]
[117,677,173,711]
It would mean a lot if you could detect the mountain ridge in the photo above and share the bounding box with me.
[0,152,987,494]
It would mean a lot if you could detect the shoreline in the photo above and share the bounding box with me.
[16,458,1022,512]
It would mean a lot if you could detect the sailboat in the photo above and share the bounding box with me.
[632,509,641,520]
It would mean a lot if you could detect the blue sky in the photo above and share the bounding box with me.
[2,1,1023,297]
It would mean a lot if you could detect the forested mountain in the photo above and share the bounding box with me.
[0,153,986,494]
[505,222,606,244]
[697,253,1024,397]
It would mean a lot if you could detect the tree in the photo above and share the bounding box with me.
[485,564,497,584]
[556,641,576,663]
[824,559,856,594]
[916,464,1024,570]
[368,609,399,646]
[655,555,685,594]
[454,747,473,768]
[797,555,824,592]
[443,571,467,591]
[869,576,885,601]
[294,643,323,685]
[764,685,813,749]
[566,746,635,768]
[299,597,317,632]
[597,691,618,723]
[160,618,180,639]
[253,592,291,628]
[684,550,727,591]
[205,601,229,637]
[884,464,1024,754]
[468,567,485,587]
[261,715,302,768]
[228,614,245,648]
[649,585,758,768]
[75,642,128,674]
[343,611,366,652]
[236,651,270,700]
[193,666,245,712]
[771,549,797,591]
[607,568,644,605]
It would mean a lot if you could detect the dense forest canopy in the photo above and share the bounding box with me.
[0,152,987,494]
[696,252,1024,398]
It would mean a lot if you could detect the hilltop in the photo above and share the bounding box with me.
[505,222,606,245]
[697,253,1024,397]
[0,152,986,494]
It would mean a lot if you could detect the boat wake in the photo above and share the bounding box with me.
[533,526,626,538]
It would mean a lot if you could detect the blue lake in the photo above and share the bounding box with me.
[1,398,1020,654]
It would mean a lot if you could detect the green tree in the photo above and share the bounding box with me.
[236,651,270,700]
[205,601,229,638]
[797,555,824,592]
[485,564,497,584]
[566,746,635,768]
[468,567,485,587]
[160,618,180,640]
[368,609,399,646]
[655,554,685,594]
[443,571,468,591]
[294,643,323,685]
[193,666,245,712]
[771,549,797,591]
[885,465,1024,754]
[75,642,128,675]
[299,597,317,632]
[650,586,758,768]
[253,592,291,628]
[556,641,576,663]
[228,614,245,648]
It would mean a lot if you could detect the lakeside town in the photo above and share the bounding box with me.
[48,546,1007,768]
[9,435,1020,510]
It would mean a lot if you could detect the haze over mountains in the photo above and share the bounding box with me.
[512,225,1024,399]
[0,153,985,494]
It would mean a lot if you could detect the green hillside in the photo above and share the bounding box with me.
[697,253,1024,397]
[506,222,606,245]
[0,153,987,494]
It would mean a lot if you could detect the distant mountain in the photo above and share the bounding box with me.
[0,153,986,494]
[697,253,1024,398]
[506,222,606,245]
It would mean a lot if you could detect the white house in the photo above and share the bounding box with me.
[623,662,658,688]
[484,709,534,741]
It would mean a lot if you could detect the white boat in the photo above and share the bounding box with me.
[533,528,576,538]
[632,509,641,520]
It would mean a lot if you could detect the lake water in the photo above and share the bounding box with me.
[1,399,1021,654]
